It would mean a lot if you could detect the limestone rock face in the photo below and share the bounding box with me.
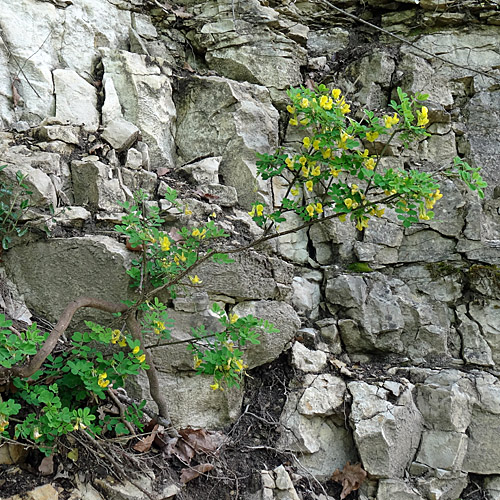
[53,69,99,132]
[231,300,300,369]
[2,0,500,497]
[3,236,132,325]
[101,49,176,169]
[349,381,423,478]
[175,75,279,208]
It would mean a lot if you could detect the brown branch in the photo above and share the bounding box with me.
[107,387,136,436]
[3,297,127,379]
[125,315,180,438]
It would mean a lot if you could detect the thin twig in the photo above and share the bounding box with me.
[107,388,137,436]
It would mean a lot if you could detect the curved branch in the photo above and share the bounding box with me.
[6,297,127,379]
[126,315,179,437]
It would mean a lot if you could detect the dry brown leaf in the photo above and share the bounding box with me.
[174,439,196,464]
[38,455,54,475]
[331,462,367,499]
[133,424,159,453]
[179,427,223,454]
[180,463,214,484]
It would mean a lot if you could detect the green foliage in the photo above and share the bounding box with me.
[188,303,278,390]
[254,85,486,232]
[450,156,487,198]
[0,84,488,458]
[0,165,33,249]
[0,313,146,455]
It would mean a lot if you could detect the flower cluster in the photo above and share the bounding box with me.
[111,329,127,347]
[98,372,110,388]
[254,85,446,231]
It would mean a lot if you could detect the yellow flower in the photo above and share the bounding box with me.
[153,321,166,335]
[132,346,140,355]
[369,206,385,217]
[234,358,248,373]
[383,113,400,128]
[355,217,369,231]
[300,98,310,108]
[137,354,146,363]
[111,329,121,344]
[299,156,307,166]
[118,338,127,347]
[319,95,328,108]
[344,198,354,209]
[332,88,341,100]
[323,98,333,110]
[306,180,313,191]
[289,118,298,126]
[322,148,331,159]
[303,137,311,148]
[313,139,320,150]
[98,373,110,388]
[300,118,310,125]
[339,214,347,222]
[291,187,299,196]
[285,157,294,169]
[315,203,323,214]
[256,204,264,216]
[194,356,202,369]
[340,103,351,114]
[174,252,187,265]
[160,235,170,252]
[301,166,310,178]
[229,313,239,324]
[306,204,315,217]
[311,165,321,176]
[287,105,296,114]
[351,184,359,194]
[366,131,379,142]
[364,158,376,170]
[360,149,369,158]
[417,106,429,127]
[192,228,201,237]
[330,167,341,177]
[210,382,223,391]
[189,275,202,284]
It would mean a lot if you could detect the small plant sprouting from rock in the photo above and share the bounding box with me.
[0,85,487,457]
[0,165,32,250]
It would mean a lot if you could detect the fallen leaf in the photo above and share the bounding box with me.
[183,61,195,73]
[133,424,159,453]
[67,448,79,462]
[39,455,54,475]
[179,427,223,454]
[180,463,214,484]
[331,462,367,499]
[173,439,195,464]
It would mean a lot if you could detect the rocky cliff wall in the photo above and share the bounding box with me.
[1,1,500,499]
